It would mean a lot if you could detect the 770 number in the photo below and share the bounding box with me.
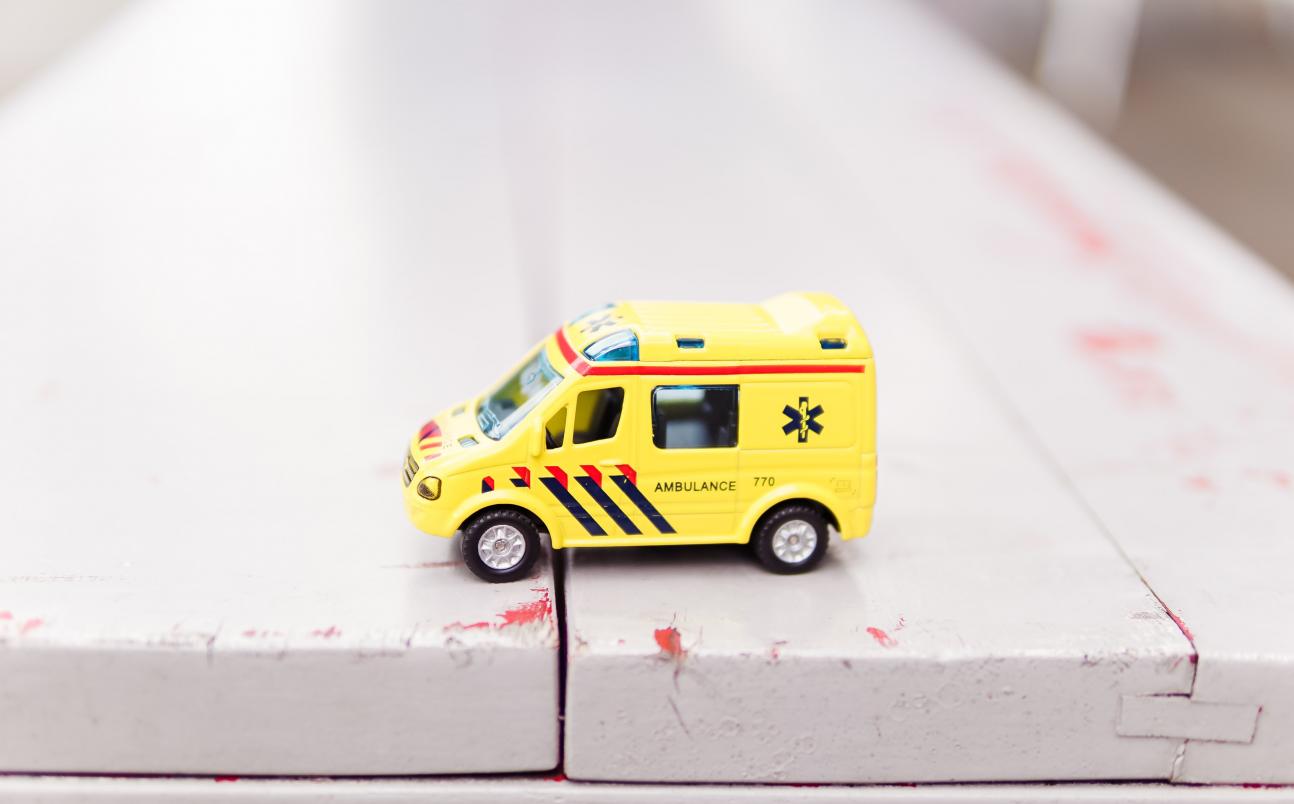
[753,476,776,487]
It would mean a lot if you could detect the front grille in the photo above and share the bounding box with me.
[402,449,419,487]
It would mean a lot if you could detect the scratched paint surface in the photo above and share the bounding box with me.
[0,2,558,775]
[722,1,1294,784]
[539,0,1196,784]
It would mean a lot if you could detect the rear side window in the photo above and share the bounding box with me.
[652,385,738,449]
[573,387,625,444]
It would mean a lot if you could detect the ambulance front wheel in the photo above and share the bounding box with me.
[461,509,542,583]
[752,503,829,574]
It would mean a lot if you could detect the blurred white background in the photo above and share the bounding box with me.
[12,0,1287,279]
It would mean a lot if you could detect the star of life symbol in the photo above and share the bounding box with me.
[782,397,824,443]
[582,313,620,334]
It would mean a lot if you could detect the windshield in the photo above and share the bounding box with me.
[477,346,563,440]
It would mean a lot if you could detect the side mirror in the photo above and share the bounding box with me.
[530,420,544,458]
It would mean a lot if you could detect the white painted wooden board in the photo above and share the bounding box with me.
[545,1,1194,783]
[3,776,1294,803]
[0,1,558,775]
[697,0,1294,785]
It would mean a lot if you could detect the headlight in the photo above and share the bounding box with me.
[416,476,442,501]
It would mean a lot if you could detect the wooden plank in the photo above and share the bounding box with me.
[547,1,1192,783]
[703,0,1294,784]
[0,2,558,775]
[3,776,1293,803]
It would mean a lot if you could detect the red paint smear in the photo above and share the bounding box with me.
[0,611,11,621]
[19,618,43,635]
[1076,328,1159,354]
[241,629,258,638]
[996,155,1110,258]
[866,627,897,648]
[1164,608,1190,639]
[214,776,239,783]
[499,588,553,627]
[654,626,685,658]
[1185,475,1216,493]
[310,626,341,639]
[444,589,553,633]
[545,772,568,783]
[1164,606,1196,651]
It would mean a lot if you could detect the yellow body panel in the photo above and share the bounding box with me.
[402,292,876,550]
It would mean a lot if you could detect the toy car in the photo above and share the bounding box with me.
[402,292,876,582]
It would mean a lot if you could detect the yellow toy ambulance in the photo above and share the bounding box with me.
[402,292,876,582]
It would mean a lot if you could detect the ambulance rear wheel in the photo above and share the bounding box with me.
[461,509,541,583]
[752,504,829,574]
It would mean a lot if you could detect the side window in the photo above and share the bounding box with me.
[652,385,738,449]
[545,406,567,449]
[572,387,625,444]
[583,330,639,362]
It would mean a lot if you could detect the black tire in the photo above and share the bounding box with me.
[460,508,542,583]
[751,503,830,574]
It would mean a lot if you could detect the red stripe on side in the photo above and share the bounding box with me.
[580,464,602,486]
[586,363,865,376]
[616,464,637,485]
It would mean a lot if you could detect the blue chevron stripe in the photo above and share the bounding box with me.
[540,477,606,536]
[610,475,676,534]
[576,476,641,535]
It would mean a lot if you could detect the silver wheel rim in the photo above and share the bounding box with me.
[478,524,527,570]
[770,519,818,564]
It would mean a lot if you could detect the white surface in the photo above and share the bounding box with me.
[3,777,1294,804]
[547,2,1192,783]
[707,0,1294,784]
[0,1,557,775]
[2,0,1292,788]
[1119,695,1259,743]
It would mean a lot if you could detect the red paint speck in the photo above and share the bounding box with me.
[443,620,492,632]
[19,618,43,635]
[1185,475,1216,493]
[0,611,11,621]
[545,772,568,783]
[214,776,239,783]
[310,626,342,639]
[654,626,685,659]
[769,640,787,661]
[1245,468,1292,491]
[866,627,897,648]
[241,629,258,638]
